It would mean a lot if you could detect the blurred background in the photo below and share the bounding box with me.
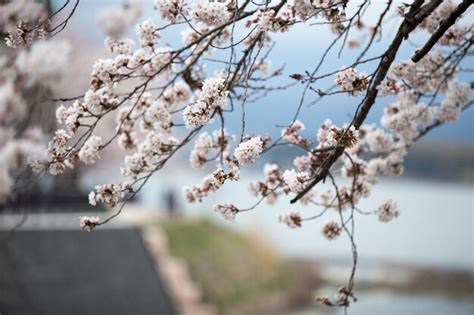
[0,1,473,315]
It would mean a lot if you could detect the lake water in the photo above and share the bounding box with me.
[343,292,474,315]
[284,292,474,315]
[143,170,474,270]
[143,170,474,314]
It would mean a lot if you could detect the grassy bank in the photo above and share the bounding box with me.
[157,218,319,315]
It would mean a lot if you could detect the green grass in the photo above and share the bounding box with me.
[157,218,289,314]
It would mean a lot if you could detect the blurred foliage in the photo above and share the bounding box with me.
[159,218,294,314]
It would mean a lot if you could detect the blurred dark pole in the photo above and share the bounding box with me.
[164,188,180,216]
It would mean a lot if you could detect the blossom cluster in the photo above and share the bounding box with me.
[154,0,185,23]
[183,72,229,128]
[78,136,103,165]
[265,116,407,227]
[249,163,285,204]
[247,8,293,33]
[378,52,471,144]
[389,51,452,93]
[213,203,239,221]
[184,168,239,203]
[335,67,370,96]
[419,0,459,33]
[189,1,231,26]
[281,120,309,148]
[376,199,400,222]
[1,0,49,48]
[283,169,309,194]
[0,10,70,203]
[317,286,357,307]
[322,221,342,240]
[278,211,302,228]
[79,216,100,231]
[189,129,230,169]
[233,136,263,166]
[121,132,179,178]
[88,183,130,208]
[184,134,268,208]
[136,19,159,47]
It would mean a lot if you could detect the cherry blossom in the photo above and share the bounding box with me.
[79,216,100,231]
[3,0,472,311]
[376,199,400,223]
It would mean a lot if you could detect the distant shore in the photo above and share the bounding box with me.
[259,140,474,183]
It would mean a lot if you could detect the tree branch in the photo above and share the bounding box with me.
[290,0,443,204]
[411,0,472,63]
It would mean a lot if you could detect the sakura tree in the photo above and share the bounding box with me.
[3,0,473,311]
[0,0,73,204]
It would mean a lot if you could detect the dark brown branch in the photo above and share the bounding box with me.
[290,0,443,204]
[411,0,472,63]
